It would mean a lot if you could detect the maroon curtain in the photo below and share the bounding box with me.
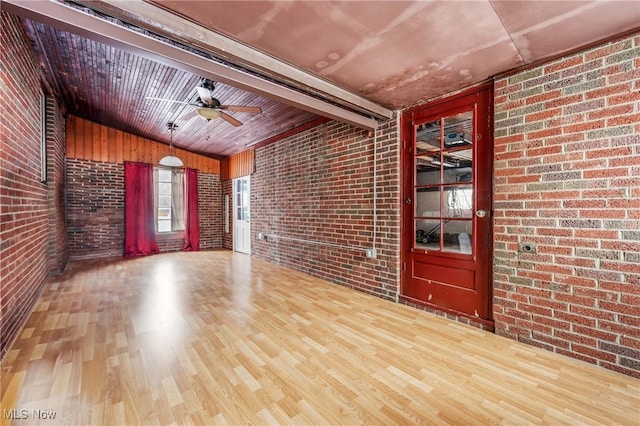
[183,168,200,251]
[124,162,159,257]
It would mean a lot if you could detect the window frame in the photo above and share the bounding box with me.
[154,166,185,235]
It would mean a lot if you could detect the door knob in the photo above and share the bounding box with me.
[405,198,412,204]
[475,210,487,218]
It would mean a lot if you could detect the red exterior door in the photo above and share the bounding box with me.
[401,85,493,326]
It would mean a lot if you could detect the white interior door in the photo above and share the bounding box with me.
[233,176,251,254]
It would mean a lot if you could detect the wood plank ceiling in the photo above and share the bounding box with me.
[23,19,319,158]
[9,0,640,158]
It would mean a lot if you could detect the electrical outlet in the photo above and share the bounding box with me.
[365,248,377,259]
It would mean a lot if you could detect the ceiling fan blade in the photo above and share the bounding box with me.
[219,111,243,127]
[220,105,262,114]
[145,96,188,105]
[196,86,214,106]
[145,96,200,107]
[178,110,198,121]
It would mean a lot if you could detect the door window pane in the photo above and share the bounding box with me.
[414,110,474,254]
[416,154,442,185]
[443,149,472,184]
[444,186,473,218]
[415,219,440,250]
[443,220,472,254]
[415,187,440,218]
[443,111,473,148]
[415,119,440,153]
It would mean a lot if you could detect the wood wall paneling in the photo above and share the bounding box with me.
[83,117,92,160]
[228,148,255,179]
[66,116,220,174]
[220,158,230,181]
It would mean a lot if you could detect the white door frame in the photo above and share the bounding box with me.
[232,176,251,254]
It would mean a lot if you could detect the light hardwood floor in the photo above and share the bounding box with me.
[1,250,638,425]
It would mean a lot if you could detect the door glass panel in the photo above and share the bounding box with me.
[443,149,473,184]
[416,219,440,250]
[415,187,440,218]
[443,220,472,253]
[414,110,474,254]
[415,119,440,154]
[416,154,441,184]
[444,186,473,218]
[443,111,473,148]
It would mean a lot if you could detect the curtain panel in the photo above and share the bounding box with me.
[172,169,185,231]
[124,162,159,257]
[183,168,200,251]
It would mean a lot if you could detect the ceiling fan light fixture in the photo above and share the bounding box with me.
[159,122,183,167]
[159,155,184,167]
[196,108,220,120]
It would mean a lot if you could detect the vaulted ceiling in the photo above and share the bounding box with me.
[5,0,639,158]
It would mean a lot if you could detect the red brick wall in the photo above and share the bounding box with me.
[66,159,125,259]
[493,32,640,377]
[198,172,223,249]
[66,158,223,258]
[0,12,52,359]
[46,96,68,274]
[252,119,400,299]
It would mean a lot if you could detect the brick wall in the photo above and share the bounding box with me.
[156,236,185,253]
[0,12,52,359]
[252,119,400,299]
[66,158,223,258]
[493,32,640,377]
[66,159,125,259]
[46,96,68,274]
[198,172,223,249]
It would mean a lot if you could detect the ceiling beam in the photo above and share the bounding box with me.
[3,0,384,130]
[76,0,394,121]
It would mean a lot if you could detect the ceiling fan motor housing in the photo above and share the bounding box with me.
[197,95,221,109]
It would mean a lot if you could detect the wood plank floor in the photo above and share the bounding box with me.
[1,250,638,425]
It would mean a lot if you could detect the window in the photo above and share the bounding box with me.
[155,167,185,233]
[414,111,474,253]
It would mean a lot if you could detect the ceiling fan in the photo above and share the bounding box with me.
[146,79,262,127]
